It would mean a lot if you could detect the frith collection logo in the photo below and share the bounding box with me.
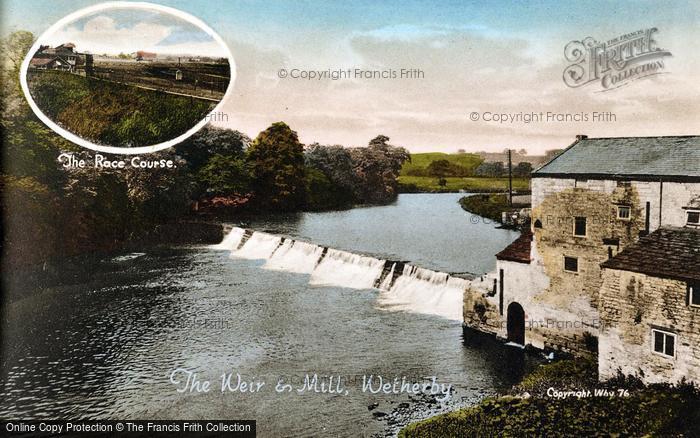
[563,28,672,91]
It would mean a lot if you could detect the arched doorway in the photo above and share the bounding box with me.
[507,302,525,345]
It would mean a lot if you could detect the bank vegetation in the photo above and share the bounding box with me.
[400,359,700,437]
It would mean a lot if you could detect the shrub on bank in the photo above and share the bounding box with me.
[399,360,700,437]
[459,194,509,222]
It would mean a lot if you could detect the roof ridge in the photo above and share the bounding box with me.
[532,138,581,173]
[533,135,700,178]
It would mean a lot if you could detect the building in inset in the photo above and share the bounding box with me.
[29,43,91,75]
[135,51,157,61]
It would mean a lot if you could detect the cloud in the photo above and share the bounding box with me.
[44,14,227,57]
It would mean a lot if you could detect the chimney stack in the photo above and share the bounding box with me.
[576,134,588,141]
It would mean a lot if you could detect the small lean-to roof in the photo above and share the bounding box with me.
[533,136,700,181]
[496,231,532,264]
[601,227,700,282]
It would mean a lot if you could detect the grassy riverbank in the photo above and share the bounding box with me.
[458,193,530,224]
[398,176,529,193]
[399,359,700,437]
[27,70,214,147]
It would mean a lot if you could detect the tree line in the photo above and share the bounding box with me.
[178,124,409,211]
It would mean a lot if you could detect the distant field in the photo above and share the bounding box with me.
[400,152,483,176]
[27,70,214,147]
[399,152,529,192]
[398,176,530,192]
[93,60,229,100]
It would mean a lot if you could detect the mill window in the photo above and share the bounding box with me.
[564,256,578,273]
[687,211,700,226]
[652,329,676,358]
[573,217,587,237]
[689,284,700,307]
[617,206,631,220]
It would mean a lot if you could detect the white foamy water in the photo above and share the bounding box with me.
[217,228,466,321]
[264,240,325,274]
[309,248,385,289]
[211,226,246,250]
[378,264,467,321]
[378,262,396,291]
[232,231,282,259]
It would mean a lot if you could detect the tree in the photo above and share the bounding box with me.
[197,154,251,196]
[175,125,250,171]
[122,150,193,222]
[349,135,410,204]
[175,125,251,199]
[304,143,356,189]
[513,162,533,178]
[304,143,356,207]
[2,30,33,72]
[426,159,471,177]
[475,161,506,177]
[2,31,73,189]
[303,167,346,211]
[246,122,306,211]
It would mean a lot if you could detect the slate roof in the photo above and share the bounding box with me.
[496,230,532,264]
[30,58,55,66]
[601,227,700,282]
[534,136,700,180]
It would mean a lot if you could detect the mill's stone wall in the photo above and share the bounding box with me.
[465,176,700,365]
[533,178,700,232]
[599,269,700,384]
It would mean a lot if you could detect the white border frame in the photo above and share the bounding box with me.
[19,1,236,155]
[651,328,677,359]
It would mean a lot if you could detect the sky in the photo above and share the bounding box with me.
[4,0,700,153]
[43,11,227,57]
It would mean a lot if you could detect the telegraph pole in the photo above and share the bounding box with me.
[508,149,513,206]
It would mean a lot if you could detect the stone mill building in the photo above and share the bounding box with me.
[464,135,700,384]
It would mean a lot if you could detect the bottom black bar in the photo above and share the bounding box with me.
[1,420,256,437]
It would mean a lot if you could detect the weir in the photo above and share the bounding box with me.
[213,227,469,322]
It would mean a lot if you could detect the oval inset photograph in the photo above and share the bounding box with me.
[20,2,234,154]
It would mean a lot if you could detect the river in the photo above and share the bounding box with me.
[1,193,531,437]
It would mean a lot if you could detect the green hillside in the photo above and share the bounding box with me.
[401,152,483,176]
